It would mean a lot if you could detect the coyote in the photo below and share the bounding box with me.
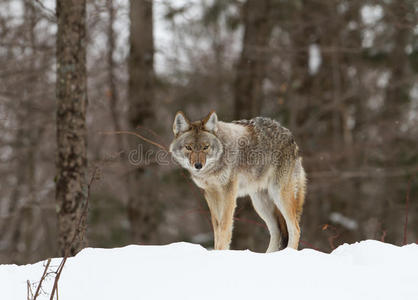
[169,111,306,252]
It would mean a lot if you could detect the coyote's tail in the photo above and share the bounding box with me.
[275,157,306,249]
[296,184,306,222]
[295,158,306,222]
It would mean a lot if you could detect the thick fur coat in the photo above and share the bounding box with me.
[170,111,306,252]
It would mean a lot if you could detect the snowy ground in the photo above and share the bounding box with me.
[1,240,417,300]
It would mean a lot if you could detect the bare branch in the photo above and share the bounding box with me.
[100,130,168,151]
[32,258,51,299]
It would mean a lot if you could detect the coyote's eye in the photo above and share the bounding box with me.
[203,145,209,150]
[185,145,192,151]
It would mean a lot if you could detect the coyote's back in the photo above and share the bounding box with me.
[170,111,306,252]
[232,117,301,176]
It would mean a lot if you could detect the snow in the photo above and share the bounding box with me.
[1,240,417,300]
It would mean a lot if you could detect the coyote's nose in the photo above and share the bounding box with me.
[194,162,203,170]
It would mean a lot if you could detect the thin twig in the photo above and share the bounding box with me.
[100,130,168,151]
[33,258,51,299]
[299,240,322,252]
[322,224,340,250]
[49,257,67,300]
[136,125,167,147]
[27,280,33,300]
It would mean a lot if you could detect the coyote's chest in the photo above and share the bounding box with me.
[191,166,274,197]
[191,167,231,190]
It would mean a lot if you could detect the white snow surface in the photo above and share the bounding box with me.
[1,240,417,300]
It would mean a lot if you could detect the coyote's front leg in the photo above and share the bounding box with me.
[204,182,237,250]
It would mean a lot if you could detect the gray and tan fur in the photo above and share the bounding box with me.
[170,111,306,252]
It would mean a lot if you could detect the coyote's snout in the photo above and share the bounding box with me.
[169,111,306,252]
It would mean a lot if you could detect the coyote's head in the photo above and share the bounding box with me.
[169,111,223,173]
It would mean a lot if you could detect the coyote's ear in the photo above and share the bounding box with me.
[203,111,218,132]
[173,111,190,136]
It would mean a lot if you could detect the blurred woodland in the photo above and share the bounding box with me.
[0,0,417,264]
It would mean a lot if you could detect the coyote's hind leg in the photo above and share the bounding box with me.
[250,190,282,252]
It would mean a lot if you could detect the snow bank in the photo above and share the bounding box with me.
[1,240,417,300]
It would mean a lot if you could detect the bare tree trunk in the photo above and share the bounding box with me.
[233,0,273,120]
[19,0,39,262]
[384,1,412,115]
[232,0,274,251]
[127,0,161,244]
[381,0,414,243]
[106,0,123,149]
[55,0,88,256]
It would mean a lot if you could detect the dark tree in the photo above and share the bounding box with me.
[233,0,274,119]
[127,0,162,244]
[55,0,88,256]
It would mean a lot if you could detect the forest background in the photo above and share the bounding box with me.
[0,0,417,264]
